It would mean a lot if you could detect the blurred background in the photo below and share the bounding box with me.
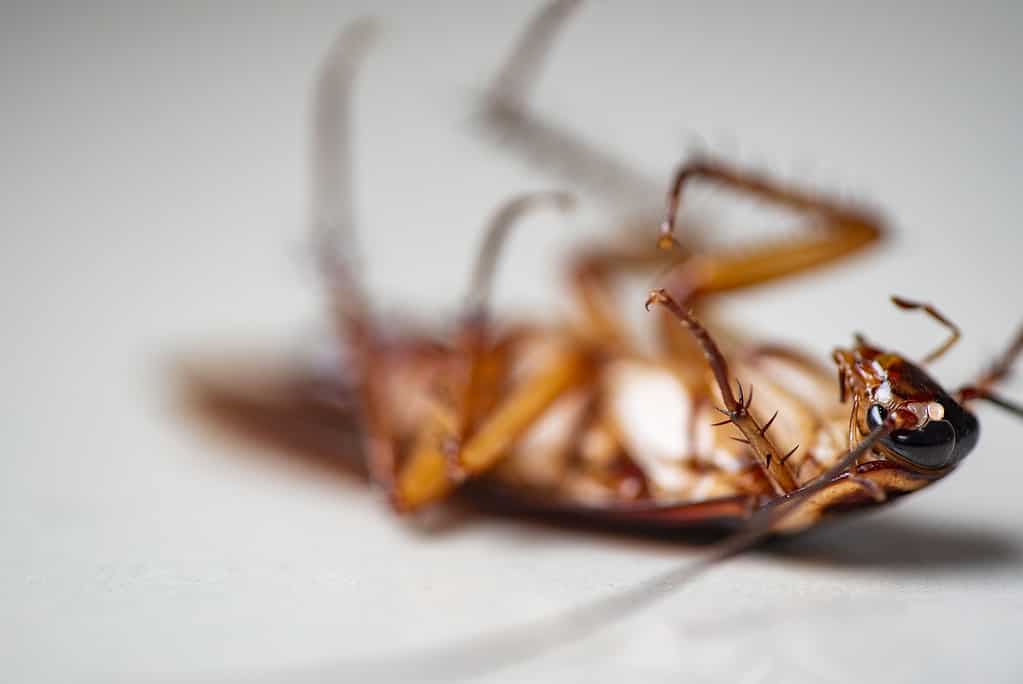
[3,1,1022,682]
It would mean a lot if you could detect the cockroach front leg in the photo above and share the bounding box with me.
[645,292,799,492]
[958,324,1023,419]
[646,289,799,495]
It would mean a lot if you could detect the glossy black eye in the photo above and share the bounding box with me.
[866,403,888,430]
[867,400,979,470]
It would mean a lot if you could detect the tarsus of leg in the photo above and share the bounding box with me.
[889,295,961,364]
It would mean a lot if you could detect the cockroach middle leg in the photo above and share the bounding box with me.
[656,159,883,303]
[646,289,799,495]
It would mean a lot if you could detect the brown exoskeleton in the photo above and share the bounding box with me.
[180,3,1023,673]
[186,0,1022,572]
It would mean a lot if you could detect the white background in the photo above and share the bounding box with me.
[4,2,1022,682]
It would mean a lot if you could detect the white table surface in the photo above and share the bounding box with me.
[4,2,1022,682]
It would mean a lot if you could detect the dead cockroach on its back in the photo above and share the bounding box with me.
[270,1,1022,530]
[181,0,1023,670]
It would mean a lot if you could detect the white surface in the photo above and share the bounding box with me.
[3,2,1022,682]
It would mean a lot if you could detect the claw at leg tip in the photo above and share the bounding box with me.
[645,289,667,311]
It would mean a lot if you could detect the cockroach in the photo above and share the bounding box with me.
[183,0,1022,675]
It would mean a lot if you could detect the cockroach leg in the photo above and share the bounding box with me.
[456,191,575,449]
[656,159,883,303]
[390,187,593,507]
[463,191,576,323]
[309,20,405,499]
[312,19,379,330]
[570,244,674,351]
[391,190,585,510]
[645,289,799,495]
[488,0,582,112]
[959,391,1023,420]
[958,323,1023,418]
[890,295,961,364]
[744,343,837,390]
[977,324,1023,391]
[394,347,593,510]
[479,0,658,208]
[742,344,848,476]
[960,323,1023,396]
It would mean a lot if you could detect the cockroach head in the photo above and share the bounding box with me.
[832,338,979,473]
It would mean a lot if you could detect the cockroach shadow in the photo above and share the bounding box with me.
[763,511,1020,571]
